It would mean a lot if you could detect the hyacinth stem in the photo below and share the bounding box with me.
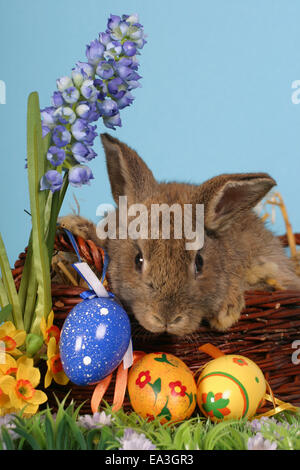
[46,174,69,264]
[27,92,52,335]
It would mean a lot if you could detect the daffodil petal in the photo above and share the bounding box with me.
[0,354,17,373]
[13,331,26,347]
[47,336,58,358]
[0,375,15,393]
[44,369,53,389]
[9,390,24,410]
[16,356,34,368]
[0,321,15,335]
[47,310,54,329]
[53,370,69,386]
[29,389,48,405]
[16,362,41,388]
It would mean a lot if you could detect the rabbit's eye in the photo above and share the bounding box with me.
[135,251,144,271]
[195,251,203,275]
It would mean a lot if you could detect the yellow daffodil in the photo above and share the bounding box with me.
[0,355,47,415]
[0,322,26,356]
[0,375,14,415]
[40,310,60,345]
[45,337,69,388]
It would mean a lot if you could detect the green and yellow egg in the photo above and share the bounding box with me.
[196,354,266,422]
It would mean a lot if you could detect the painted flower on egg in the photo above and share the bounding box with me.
[136,371,151,389]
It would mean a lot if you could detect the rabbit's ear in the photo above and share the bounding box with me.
[101,133,157,205]
[201,173,276,231]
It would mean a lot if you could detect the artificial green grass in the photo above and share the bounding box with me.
[0,395,299,450]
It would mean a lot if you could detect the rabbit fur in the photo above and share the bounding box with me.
[59,133,300,336]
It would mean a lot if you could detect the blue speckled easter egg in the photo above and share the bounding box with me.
[59,297,131,386]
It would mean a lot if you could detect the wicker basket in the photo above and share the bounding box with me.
[12,231,300,415]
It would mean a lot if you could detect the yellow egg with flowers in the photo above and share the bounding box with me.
[197,354,266,422]
[128,352,197,424]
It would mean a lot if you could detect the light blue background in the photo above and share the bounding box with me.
[1,0,300,265]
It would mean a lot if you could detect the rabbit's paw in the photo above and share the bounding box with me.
[209,294,245,331]
[58,215,98,242]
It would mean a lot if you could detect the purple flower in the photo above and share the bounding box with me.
[118,428,156,451]
[104,41,122,60]
[51,91,64,107]
[75,102,90,119]
[73,61,95,79]
[135,38,147,49]
[71,142,96,163]
[107,77,126,100]
[47,146,66,166]
[99,32,111,46]
[125,13,139,24]
[249,417,279,433]
[71,119,88,141]
[110,21,129,41]
[115,63,134,80]
[80,80,98,101]
[54,106,76,125]
[86,40,105,65]
[76,102,100,122]
[68,165,94,187]
[52,125,71,147]
[41,107,57,129]
[97,99,119,117]
[96,60,115,79]
[62,86,80,104]
[78,412,113,429]
[39,13,147,192]
[103,112,121,130]
[56,76,73,92]
[40,170,63,193]
[122,40,136,57]
[107,14,121,31]
[126,79,142,91]
[127,25,144,41]
[83,124,97,145]
[117,91,134,109]
[247,433,277,450]
[42,126,51,137]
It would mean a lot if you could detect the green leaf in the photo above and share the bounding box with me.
[1,427,15,450]
[154,353,176,366]
[0,233,24,330]
[0,303,12,323]
[23,267,38,332]
[56,415,68,450]
[149,377,161,403]
[18,233,33,314]
[26,92,52,335]
[13,426,42,450]
[0,277,9,309]
[64,414,87,450]
[158,397,172,422]
[85,428,101,450]
[44,413,55,450]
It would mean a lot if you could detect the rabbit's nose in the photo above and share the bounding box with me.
[152,314,184,328]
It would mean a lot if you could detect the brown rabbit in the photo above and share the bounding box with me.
[60,133,300,336]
